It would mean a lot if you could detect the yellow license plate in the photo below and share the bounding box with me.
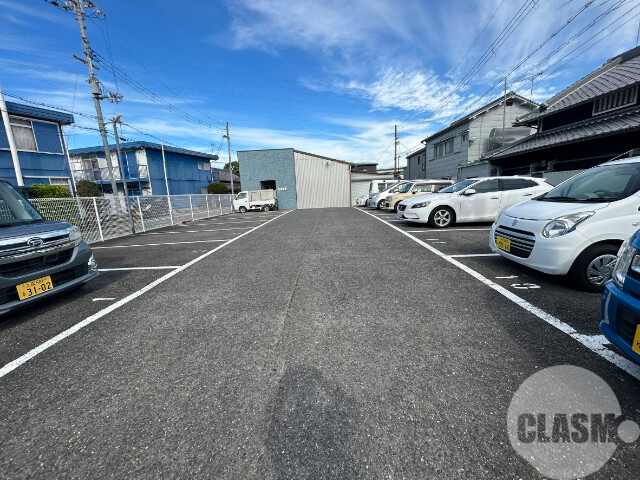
[16,276,54,300]
[633,326,640,355]
[496,235,511,253]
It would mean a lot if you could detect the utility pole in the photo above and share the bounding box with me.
[394,125,398,179]
[502,76,507,146]
[112,115,135,235]
[0,76,22,185]
[49,0,121,196]
[223,122,235,197]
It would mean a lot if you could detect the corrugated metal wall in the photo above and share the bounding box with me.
[293,151,351,209]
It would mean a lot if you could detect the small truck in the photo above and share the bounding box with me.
[233,189,277,213]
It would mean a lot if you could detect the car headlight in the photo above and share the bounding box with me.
[493,207,509,226]
[68,225,83,246]
[541,211,595,238]
[612,239,637,288]
[411,201,431,209]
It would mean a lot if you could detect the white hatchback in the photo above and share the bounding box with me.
[397,176,551,228]
[491,158,640,291]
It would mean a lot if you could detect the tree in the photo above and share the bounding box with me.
[223,161,239,176]
[76,180,102,197]
[207,182,229,194]
[27,183,72,198]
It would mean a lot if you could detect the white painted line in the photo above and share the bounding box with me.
[449,253,501,258]
[406,228,491,232]
[496,275,519,279]
[92,298,115,302]
[98,267,180,272]
[358,208,640,380]
[142,227,252,235]
[92,239,231,249]
[0,211,291,380]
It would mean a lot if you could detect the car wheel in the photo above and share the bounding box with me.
[393,203,398,213]
[570,244,619,292]
[377,200,385,210]
[428,207,454,228]
[263,205,271,212]
[239,206,248,213]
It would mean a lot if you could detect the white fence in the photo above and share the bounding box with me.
[30,194,234,244]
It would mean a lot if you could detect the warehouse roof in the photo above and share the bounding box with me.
[70,141,218,160]
[484,106,640,159]
[515,46,640,125]
[6,101,74,125]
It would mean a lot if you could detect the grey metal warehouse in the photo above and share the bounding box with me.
[237,148,352,210]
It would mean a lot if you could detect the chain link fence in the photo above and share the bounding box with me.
[30,194,234,244]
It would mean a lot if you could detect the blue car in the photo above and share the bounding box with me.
[600,229,640,363]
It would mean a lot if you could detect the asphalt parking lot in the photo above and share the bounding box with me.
[1,207,640,478]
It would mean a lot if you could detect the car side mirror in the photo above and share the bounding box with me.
[463,188,477,195]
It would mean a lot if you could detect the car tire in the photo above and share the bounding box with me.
[263,205,271,212]
[428,207,454,228]
[377,200,385,210]
[569,244,619,292]
[392,203,398,213]
[239,206,248,213]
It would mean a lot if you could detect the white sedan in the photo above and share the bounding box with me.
[397,177,552,228]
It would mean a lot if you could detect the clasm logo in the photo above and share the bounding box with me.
[507,365,639,480]
[517,413,619,444]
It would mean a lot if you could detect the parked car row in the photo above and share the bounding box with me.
[360,159,640,365]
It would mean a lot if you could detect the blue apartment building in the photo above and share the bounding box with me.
[0,101,75,191]
[69,141,218,196]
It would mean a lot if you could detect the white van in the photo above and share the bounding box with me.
[491,157,640,291]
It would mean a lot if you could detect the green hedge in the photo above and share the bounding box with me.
[27,183,72,198]
[76,180,102,197]
[207,182,229,194]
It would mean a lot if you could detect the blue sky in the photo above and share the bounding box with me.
[1,0,639,168]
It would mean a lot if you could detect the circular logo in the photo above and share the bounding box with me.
[27,237,44,248]
[507,365,638,480]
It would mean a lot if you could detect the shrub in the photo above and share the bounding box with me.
[27,183,72,199]
[76,180,102,197]
[207,182,229,194]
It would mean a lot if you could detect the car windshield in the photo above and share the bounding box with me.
[0,182,43,227]
[437,179,477,193]
[398,183,413,193]
[538,162,640,202]
[381,182,403,193]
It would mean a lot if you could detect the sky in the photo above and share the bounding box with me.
[1,0,639,169]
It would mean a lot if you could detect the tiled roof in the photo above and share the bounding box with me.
[485,106,640,159]
[516,46,640,125]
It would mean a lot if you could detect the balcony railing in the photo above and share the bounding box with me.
[73,165,149,183]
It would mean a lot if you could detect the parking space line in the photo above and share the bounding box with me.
[92,298,115,302]
[449,254,500,258]
[92,239,232,249]
[142,227,254,235]
[0,210,291,380]
[98,267,180,272]
[406,229,491,232]
[358,208,640,380]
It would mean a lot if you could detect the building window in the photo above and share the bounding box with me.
[593,85,638,115]
[461,131,468,143]
[197,162,210,170]
[10,117,37,151]
[50,177,71,191]
[435,138,454,158]
[444,138,453,155]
